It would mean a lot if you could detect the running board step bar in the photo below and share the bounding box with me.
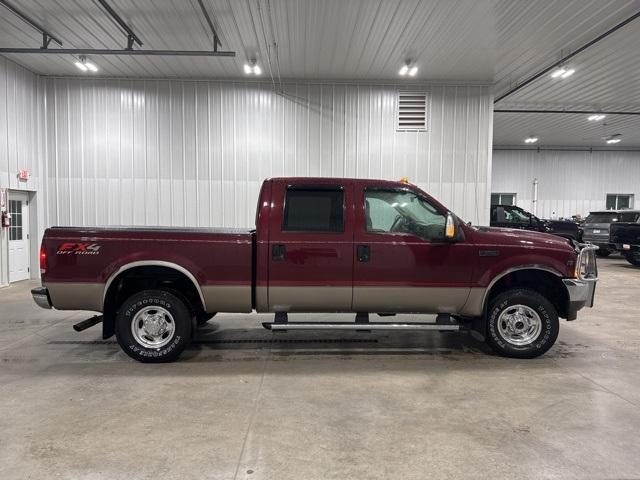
[262,322,461,331]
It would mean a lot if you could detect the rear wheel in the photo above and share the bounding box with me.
[624,252,640,266]
[115,289,192,363]
[596,249,611,257]
[486,289,559,359]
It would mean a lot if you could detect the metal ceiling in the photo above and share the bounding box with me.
[0,0,639,147]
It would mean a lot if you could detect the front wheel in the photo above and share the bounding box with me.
[486,289,559,359]
[115,289,193,363]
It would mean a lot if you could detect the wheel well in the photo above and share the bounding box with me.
[486,269,569,319]
[102,265,205,339]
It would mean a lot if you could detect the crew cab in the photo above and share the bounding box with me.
[490,204,581,241]
[610,222,640,266]
[32,178,598,362]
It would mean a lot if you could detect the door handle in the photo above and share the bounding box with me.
[272,244,286,261]
[357,244,370,262]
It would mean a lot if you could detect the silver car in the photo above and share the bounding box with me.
[582,210,640,256]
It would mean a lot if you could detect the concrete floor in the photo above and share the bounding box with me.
[1,257,639,479]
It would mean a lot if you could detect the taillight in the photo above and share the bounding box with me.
[39,245,47,274]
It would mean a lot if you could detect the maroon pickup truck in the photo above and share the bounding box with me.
[32,177,598,362]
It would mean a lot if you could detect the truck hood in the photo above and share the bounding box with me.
[471,226,574,251]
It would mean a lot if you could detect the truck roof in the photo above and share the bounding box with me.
[267,177,412,188]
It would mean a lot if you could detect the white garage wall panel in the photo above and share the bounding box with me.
[493,149,640,219]
[43,79,493,228]
[0,58,44,285]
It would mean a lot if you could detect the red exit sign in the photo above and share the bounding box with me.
[18,170,29,181]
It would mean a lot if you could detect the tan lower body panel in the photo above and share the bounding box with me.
[46,282,104,312]
[201,285,252,313]
[265,285,486,315]
[459,288,486,317]
[268,286,351,312]
[353,287,473,314]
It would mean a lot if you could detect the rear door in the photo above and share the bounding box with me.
[352,182,475,313]
[267,179,354,312]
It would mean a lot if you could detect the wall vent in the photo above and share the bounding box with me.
[397,91,428,132]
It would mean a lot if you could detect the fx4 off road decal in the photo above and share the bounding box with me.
[56,242,101,255]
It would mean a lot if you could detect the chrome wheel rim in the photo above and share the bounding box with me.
[497,304,542,346]
[131,306,175,349]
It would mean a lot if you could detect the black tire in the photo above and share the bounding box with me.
[596,249,611,257]
[624,252,640,266]
[196,312,217,326]
[486,289,559,359]
[115,289,192,363]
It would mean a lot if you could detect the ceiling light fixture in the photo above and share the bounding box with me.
[244,59,261,75]
[606,138,621,144]
[560,68,575,78]
[399,60,417,77]
[524,136,539,144]
[605,134,622,144]
[588,114,606,121]
[550,66,575,79]
[74,55,98,73]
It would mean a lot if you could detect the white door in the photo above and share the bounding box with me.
[8,192,30,283]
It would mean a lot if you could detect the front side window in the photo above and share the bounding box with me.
[502,206,531,224]
[283,187,344,232]
[365,189,446,241]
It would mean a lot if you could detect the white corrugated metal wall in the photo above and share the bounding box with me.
[0,58,45,285]
[43,78,493,229]
[492,149,640,219]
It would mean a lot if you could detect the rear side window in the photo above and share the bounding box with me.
[283,187,344,232]
[619,212,640,222]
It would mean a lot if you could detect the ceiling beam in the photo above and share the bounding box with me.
[495,10,640,104]
[196,0,222,52]
[0,48,235,56]
[0,0,63,48]
[495,109,640,116]
[95,0,143,50]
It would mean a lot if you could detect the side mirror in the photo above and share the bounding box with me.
[445,213,457,241]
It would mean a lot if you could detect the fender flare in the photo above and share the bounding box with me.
[480,264,565,313]
[102,260,206,311]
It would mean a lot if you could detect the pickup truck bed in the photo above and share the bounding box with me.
[41,226,254,313]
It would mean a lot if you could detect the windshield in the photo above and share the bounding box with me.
[585,213,619,223]
[365,190,446,241]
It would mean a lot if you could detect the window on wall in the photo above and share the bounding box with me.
[8,200,23,241]
[491,193,516,206]
[282,186,344,232]
[606,194,634,210]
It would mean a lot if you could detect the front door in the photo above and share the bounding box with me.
[267,180,354,312]
[8,192,30,283]
[352,183,475,313]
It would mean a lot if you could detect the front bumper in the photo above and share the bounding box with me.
[31,286,52,309]
[562,279,596,320]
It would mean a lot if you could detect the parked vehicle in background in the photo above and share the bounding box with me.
[610,222,640,266]
[582,210,640,257]
[32,177,598,362]
[490,205,581,241]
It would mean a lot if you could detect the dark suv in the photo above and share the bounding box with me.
[582,210,640,257]
[490,205,581,240]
